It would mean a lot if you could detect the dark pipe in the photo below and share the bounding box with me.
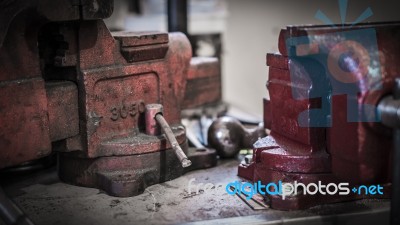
[391,79,400,225]
[167,0,188,34]
[378,79,400,225]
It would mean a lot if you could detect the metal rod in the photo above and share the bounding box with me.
[167,0,188,34]
[391,79,400,225]
[0,186,34,225]
[155,114,192,168]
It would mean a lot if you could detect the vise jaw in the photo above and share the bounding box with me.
[239,22,400,210]
[0,0,219,197]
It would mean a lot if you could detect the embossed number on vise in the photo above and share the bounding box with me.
[110,101,145,121]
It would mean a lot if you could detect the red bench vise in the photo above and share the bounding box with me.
[0,0,219,197]
[239,22,400,210]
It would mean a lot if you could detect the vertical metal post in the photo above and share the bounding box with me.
[167,0,188,34]
[392,79,400,225]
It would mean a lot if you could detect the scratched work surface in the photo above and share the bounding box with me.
[1,160,390,225]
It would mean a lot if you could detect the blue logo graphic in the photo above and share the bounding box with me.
[352,185,384,195]
[225,181,384,200]
[286,0,382,127]
[315,0,373,28]
[226,181,282,200]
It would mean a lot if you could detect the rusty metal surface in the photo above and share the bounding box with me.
[155,113,192,168]
[71,22,192,159]
[290,23,400,184]
[113,31,169,47]
[145,104,164,136]
[0,5,52,168]
[46,81,79,142]
[0,79,51,169]
[182,57,221,109]
[184,147,218,173]
[0,0,37,48]
[0,0,219,197]
[56,23,196,195]
[238,22,400,210]
[37,0,80,22]
[58,143,187,197]
[37,0,113,22]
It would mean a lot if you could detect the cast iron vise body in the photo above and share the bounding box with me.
[0,0,220,197]
[239,22,400,210]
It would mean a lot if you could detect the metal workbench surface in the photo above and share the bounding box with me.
[0,159,390,225]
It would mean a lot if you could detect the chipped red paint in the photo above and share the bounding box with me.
[239,22,400,210]
[0,1,219,196]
